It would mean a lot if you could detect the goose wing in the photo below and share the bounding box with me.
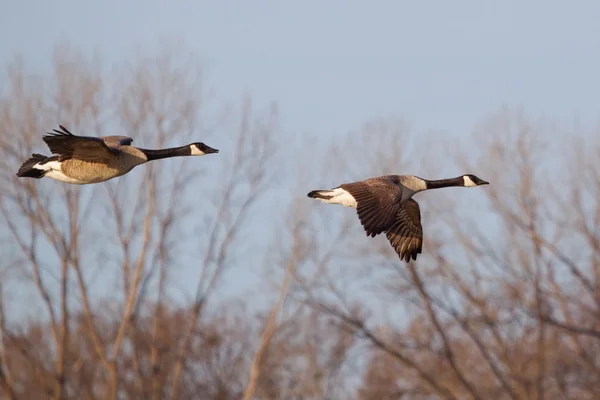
[385,198,423,262]
[102,135,134,147]
[42,125,118,162]
[341,176,403,237]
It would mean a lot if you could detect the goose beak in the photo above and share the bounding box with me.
[204,146,219,154]
[480,180,489,185]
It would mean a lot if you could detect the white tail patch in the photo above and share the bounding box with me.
[33,160,61,172]
[314,187,357,208]
[34,161,85,184]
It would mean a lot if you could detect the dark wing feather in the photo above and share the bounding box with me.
[341,178,402,237]
[385,198,423,262]
[42,125,118,162]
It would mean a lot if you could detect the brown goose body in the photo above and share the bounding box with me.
[307,174,489,262]
[16,125,219,184]
[57,153,144,183]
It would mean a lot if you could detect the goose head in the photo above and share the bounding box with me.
[190,142,219,156]
[462,174,489,187]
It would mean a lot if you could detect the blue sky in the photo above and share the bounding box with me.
[2,0,600,314]
[2,0,599,137]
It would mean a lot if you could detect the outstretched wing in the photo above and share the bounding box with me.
[385,198,423,262]
[341,177,403,237]
[42,125,118,162]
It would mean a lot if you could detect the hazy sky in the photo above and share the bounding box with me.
[1,1,599,311]
[2,0,599,137]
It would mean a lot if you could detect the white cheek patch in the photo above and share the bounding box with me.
[190,145,205,156]
[463,175,477,187]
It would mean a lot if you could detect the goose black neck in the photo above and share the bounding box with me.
[140,146,191,161]
[424,176,464,189]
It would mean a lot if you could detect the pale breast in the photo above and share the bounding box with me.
[117,146,147,162]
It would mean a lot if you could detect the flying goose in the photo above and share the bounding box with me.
[16,125,219,184]
[307,174,489,262]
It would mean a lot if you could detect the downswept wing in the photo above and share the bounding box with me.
[42,125,119,163]
[385,198,423,262]
[341,176,403,237]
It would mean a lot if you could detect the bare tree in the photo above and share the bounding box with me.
[292,110,600,400]
[2,44,600,400]
[0,45,279,400]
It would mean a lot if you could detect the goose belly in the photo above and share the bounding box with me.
[45,170,89,184]
[44,160,122,184]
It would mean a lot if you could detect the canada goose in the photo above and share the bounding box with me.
[307,174,489,262]
[16,125,219,184]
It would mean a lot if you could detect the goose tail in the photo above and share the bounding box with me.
[307,189,335,200]
[16,154,51,179]
[307,187,358,208]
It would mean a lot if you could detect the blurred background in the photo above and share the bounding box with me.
[1,1,599,399]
